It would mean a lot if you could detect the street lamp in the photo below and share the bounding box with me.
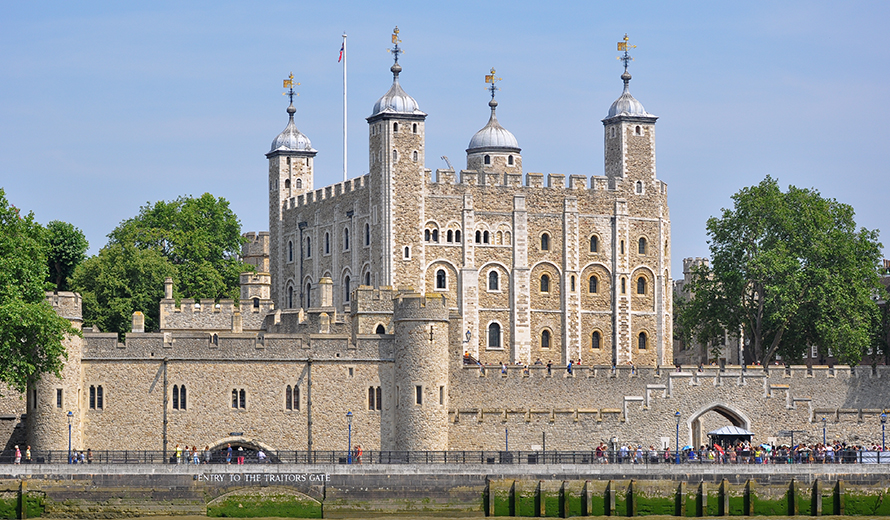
[881,413,887,451]
[822,417,827,446]
[505,428,509,451]
[346,410,353,465]
[675,410,681,464]
[66,410,74,464]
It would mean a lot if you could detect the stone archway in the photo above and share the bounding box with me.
[687,403,752,448]
[205,436,279,464]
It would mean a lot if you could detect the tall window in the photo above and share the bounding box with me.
[621,277,626,294]
[365,272,371,286]
[637,277,646,295]
[287,286,293,309]
[488,323,501,348]
[475,230,481,243]
[447,230,453,242]
[288,241,293,262]
[412,123,417,134]
[589,275,598,293]
[325,233,330,254]
[344,228,350,250]
[232,389,246,408]
[484,155,491,165]
[432,229,438,242]
[89,385,104,410]
[541,233,550,251]
[488,271,499,291]
[344,276,351,302]
[455,230,461,243]
[541,329,551,349]
[638,332,647,349]
[368,386,382,410]
[436,269,446,289]
[570,275,576,292]
[635,181,643,194]
[286,385,299,410]
[306,237,311,257]
[364,223,370,246]
[508,155,514,165]
[415,385,423,405]
[591,331,601,349]
[413,150,418,162]
[483,230,489,244]
[296,178,302,189]
[305,282,312,308]
[638,237,647,255]
[540,274,550,293]
[590,235,598,252]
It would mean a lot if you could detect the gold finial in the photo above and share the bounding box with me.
[617,33,636,72]
[391,26,400,44]
[282,73,300,104]
[485,67,502,100]
[388,26,404,65]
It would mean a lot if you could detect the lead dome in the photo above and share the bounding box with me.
[370,63,425,118]
[467,99,520,152]
[605,71,653,119]
[269,103,315,154]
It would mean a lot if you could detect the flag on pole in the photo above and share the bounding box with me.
[338,43,344,62]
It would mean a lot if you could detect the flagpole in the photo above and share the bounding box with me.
[342,33,347,182]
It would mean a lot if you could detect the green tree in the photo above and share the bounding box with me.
[70,244,176,337]
[108,193,248,301]
[46,220,89,292]
[682,176,884,365]
[0,189,78,392]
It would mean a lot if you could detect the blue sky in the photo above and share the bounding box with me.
[2,1,887,276]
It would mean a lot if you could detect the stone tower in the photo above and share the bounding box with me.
[367,28,427,289]
[27,292,83,452]
[267,92,316,307]
[392,293,450,451]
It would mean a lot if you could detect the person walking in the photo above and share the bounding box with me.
[203,446,211,464]
[237,446,245,465]
[24,446,30,464]
[226,444,233,464]
[14,446,21,465]
[257,449,267,464]
[175,444,182,465]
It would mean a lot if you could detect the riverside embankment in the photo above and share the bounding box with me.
[4,463,890,518]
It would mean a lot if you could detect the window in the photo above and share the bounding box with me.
[412,123,417,134]
[621,277,626,294]
[286,385,300,410]
[376,386,382,409]
[635,181,643,194]
[392,149,398,162]
[589,275,598,293]
[415,385,423,405]
[253,297,259,309]
[231,388,246,409]
[172,385,185,410]
[364,272,371,286]
[488,322,501,349]
[404,246,410,259]
[635,125,641,135]
[590,235,598,252]
[425,229,431,242]
[375,324,386,334]
[637,277,647,295]
[439,386,445,405]
[592,331,601,350]
[432,229,438,242]
[455,230,461,243]
[436,269,446,289]
[638,332,647,349]
[344,228,350,250]
[305,282,312,308]
[571,275,576,292]
[484,155,491,165]
[56,389,62,408]
[344,276,351,302]
[475,230,481,243]
[638,237,647,255]
[508,155,514,165]
[368,386,382,410]
[285,178,291,189]
[324,233,330,254]
[413,150,418,162]
[483,230,489,244]
[620,240,625,254]
[89,385,104,410]
[364,223,370,246]
[541,233,550,251]
[540,274,550,293]
[306,237,311,258]
[287,286,293,309]
[296,178,302,189]
[393,122,399,132]
[488,271,499,291]
[541,329,551,349]
[288,241,294,262]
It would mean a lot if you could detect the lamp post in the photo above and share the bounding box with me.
[822,417,826,446]
[346,410,353,465]
[675,410,681,464]
[505,428,509,452]
[66,410,73,464]
[881,413,886,451]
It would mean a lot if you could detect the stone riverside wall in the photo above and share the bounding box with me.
[3,465,890,517]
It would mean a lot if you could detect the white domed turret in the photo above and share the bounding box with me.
[270,103,316,154]
[370,62,426,118]
[467,99,520,152]
[466,69,522,176]
[605,71,654,120]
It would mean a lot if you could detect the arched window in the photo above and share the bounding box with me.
[344,228,349,250]
[284,178,291,189]
[508,155,514,165]
[638,237,647,255]
[591,331,601,350]
[621,277,626,294]
[392,149,398,162]
[364,272,371,286]
[344,276,351,302]
[483,230,490,244]
[172,385,179,410]
[637,277,646,295]
[620,240,625,254]
[325,233,330,254]
[413,150,418,162]
[292,386,299,410]
[488,323,501,348]
[541,329,551,349]
[432,229,438,242]
[635,181,643,194]
[253,297,259,308]
[306,236,311,257]
[286,385,293,410]
[404,246,410,259]
[412,123,417,134]
[484,155,491,165]
[287,286,293,308]
[488,271,499,291]
[288,241,293,262]
[635,125,641,135]
[541,233,550,251]
[376,387,382,409]
[570,275,576,292]
[589,276,598,293]
[364,223,370,246]
[231,389,238,408]
[540,274,550,293]
[296,178,302,189]
[475,230,482,243]
[97,385,104,409]
[638,332,647,349]
[375,324,386,334]
[425,229,431,242]
[239,389,246,408]
[393,122,399,132]
[305,282,312,308]
[436,269,446,289]
[368,387,375,410]
[447,230,453,242]
[455,230,461,243]
[590,235,598,252]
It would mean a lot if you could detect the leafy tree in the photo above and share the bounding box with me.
[107,193,248,301]
[0,189,78,392]
[70,244,176,337]
[46,220,89,292]
[682,176,883,365]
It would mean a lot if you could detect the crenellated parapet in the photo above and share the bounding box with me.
[286,175,368,210]
[428,169,665,194]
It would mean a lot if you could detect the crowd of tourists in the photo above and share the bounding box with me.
[594,440,887,464]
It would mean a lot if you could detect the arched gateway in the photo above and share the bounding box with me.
[687,403,752,449]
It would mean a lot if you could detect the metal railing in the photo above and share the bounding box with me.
[6,448,890,465]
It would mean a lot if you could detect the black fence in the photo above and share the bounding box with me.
[6,448,890,465]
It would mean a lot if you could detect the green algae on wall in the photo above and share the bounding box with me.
[513,480,537,517]
[206,490,322,518]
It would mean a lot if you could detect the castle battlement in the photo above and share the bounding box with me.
[393,292,449,321]
[46,291,82,321]
[287,175,368,210]
[427,169,653,193]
